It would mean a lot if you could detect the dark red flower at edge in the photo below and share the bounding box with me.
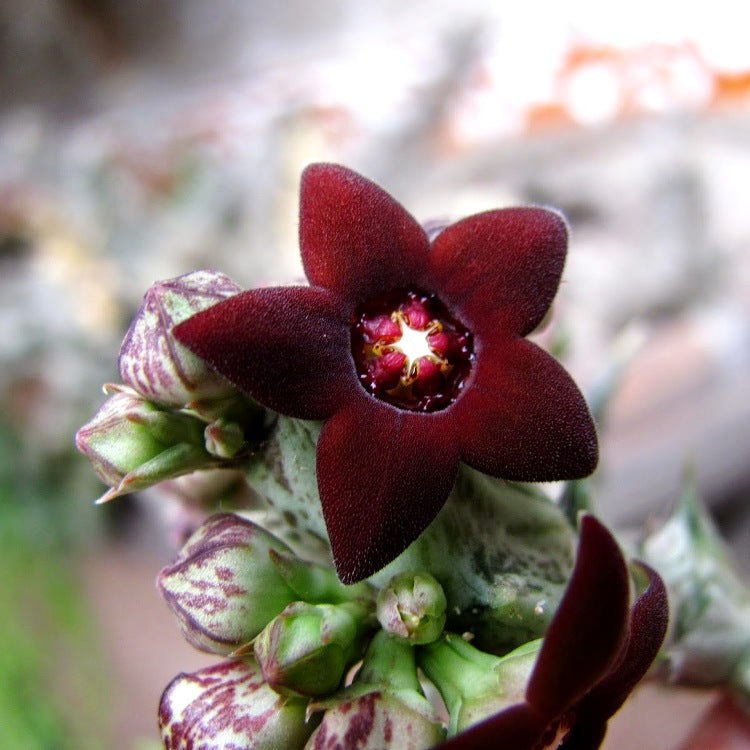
[173,163,598,583]
[440,515,669,750]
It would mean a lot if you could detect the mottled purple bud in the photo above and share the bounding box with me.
[75,385,216,503]
[119,270,243,407]
[376,571,447,644]
[305,631,445,749]
[157,513,301,654]
[254,600,372,697]
[159,658,316,749]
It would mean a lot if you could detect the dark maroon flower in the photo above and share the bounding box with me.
[174,163,598,583]
[438,515,669,750]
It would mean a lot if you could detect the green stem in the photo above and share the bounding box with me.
[418,633,502,712]
[359,630,422,693]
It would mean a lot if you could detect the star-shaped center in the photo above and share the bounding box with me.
[389,312,443,383]
[350,288,473,411]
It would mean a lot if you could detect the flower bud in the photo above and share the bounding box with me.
[305,630,445,749]
[159,657,316,749]
[204,417,246,458]
[75,385,216,503]
[418,632,540,735]
[119,270,243,408]
[376,571,447,644]
[158,513,301,654]
[254,600,373,697]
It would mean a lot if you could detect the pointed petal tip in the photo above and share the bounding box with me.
[571,561,669,728]
[526,512,630,719]
[300,162,429,301]
[429,206,569,336]
[330,530,411,585]
[317,404,459,585]
[454,341,600,483]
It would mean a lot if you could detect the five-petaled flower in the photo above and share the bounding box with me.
[437,515,669,750]
[174,163,598,583]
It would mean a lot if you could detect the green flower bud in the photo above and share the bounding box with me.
[204,417,246,458]
[376,571,447,644]
[119,270,243,408]
[305,630,445,749]
[254,600,373,697]
[159,657,316,749]
[419,632,540,736]
[158,513,301,654]
[75,385,216,503]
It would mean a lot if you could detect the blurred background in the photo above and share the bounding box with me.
[1,1,749,748]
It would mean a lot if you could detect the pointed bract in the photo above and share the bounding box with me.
[75,386,217,501]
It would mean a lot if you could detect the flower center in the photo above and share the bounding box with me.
[351,289,473,412]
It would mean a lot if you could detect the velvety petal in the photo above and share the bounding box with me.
[173,286,357,419]
[437,704,543,750]
[574,562,669,723]
[316,396,460,583]
[453,338,598,482]
[525,515,630,721]
[299,163,431,304]
[428,208,567,336]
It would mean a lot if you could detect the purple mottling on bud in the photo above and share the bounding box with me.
[158,513,300,654]
[159,658,315,749]
[120,270,243,407]
[305,692,444,750]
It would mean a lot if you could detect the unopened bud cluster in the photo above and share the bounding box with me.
[157,512,511,748]
[154,509,563,749]
[76,271,265,503]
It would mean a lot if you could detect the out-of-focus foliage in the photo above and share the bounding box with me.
[0,420,110,749]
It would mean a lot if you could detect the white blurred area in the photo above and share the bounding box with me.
[3,0,750,536]
[2,5,750,745]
